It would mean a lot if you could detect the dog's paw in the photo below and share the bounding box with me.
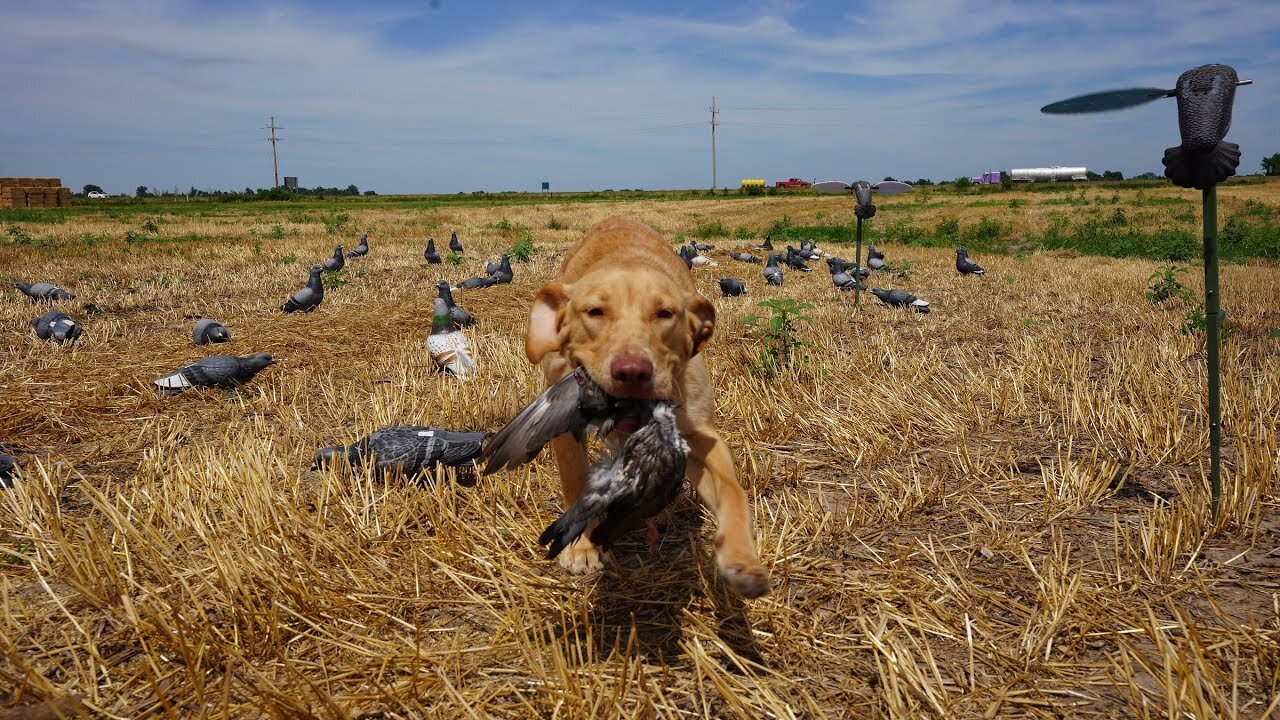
[720,560,771,599]
[559,536,606,575]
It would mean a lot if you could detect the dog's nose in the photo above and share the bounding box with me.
[610,354,654,396]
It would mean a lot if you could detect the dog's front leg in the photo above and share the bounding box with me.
[684,428,771,598]
[548,433,606,574]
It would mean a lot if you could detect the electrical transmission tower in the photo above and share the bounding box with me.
[263,116,283,189]
[709,96,718,192]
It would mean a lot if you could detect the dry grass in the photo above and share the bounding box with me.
[2,187,1279,718]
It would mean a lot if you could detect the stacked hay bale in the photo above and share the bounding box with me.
[0,178,73,208]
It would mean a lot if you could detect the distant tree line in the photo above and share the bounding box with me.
[73,184,375,199]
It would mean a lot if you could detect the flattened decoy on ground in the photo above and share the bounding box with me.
[313,426,486,481]
[32,310,83,344]
[718,278,747,296]
[15,282,75,303]
[153,353,275,395]
[871,288,930,313]
[192,319,231,345]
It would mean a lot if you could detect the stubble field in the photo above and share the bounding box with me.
[2,183,1279,718]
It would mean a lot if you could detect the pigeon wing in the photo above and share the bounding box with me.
[482,372,589,475]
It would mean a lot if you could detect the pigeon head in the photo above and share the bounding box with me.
[15,282,31,293]
[956,247,967,258]
[244,353,275,371]
[647,402,688,452]
[435,279,454,299]
[312,445,349,471]
[208,325,231,343]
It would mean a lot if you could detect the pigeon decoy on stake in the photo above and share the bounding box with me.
[424,238,442,264]
[345,233,369,258]
[449,231,464,254]
[956,247,985,276]
[1042,63,1250,518]
[813,179,912,306]
[763,253,783,287]
[323,245,345,272]
[427,297,475,377]
[436,280,476,327]
[281,266,324,313]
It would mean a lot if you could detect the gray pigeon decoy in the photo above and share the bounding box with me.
[677,245,694,269]
[313,426,486,481]
[281,266,324,313]
[490,254,513,284]
[482,366,649,475]
[693,241,714,252]
[0,452,16,488]
[15,282,75,303]
[428,297,475,377]
[764,253,783,286]
[539,402,689,559]
[956,247,985,276]
[782,247,811,272]
[832,269,864,292]
[484,258,502,275]
[753,235,773,251]
[718,278,747,297]
[436,280,475,327]
[453,274,499,290]
[798,239,821,260]
[866,245,886,271]
[871,288,930,313]
[192,319,231,345]
[345,233,369,258]
[730,251,762,264]
[323,245,345,272]
[449,231,464,254]
[153,353,275,395]
[32,310,83,344]
[424,238,442,264]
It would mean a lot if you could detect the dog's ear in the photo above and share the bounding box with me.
[686,291,715,356]
[526,282,571,363]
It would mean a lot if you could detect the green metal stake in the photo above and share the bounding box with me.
[1203,184,1222,518]
[854,216,863,307]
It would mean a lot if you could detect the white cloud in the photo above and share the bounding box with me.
[0,0,1276,192]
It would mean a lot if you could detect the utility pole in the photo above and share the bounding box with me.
[264,116,282,189]
[710,96,718,192]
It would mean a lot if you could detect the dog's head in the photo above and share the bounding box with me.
[526,266,714,400]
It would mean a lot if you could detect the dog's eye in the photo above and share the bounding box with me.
[655,308,674,319]
[586,307,605,317]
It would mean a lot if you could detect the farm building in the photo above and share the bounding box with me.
[0,177,72,208]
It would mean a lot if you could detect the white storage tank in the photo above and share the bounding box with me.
[1010,167,1088,182]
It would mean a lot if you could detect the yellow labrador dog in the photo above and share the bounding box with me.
[524,217,770,598]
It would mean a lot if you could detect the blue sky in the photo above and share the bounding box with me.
[2,0,1277,194]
